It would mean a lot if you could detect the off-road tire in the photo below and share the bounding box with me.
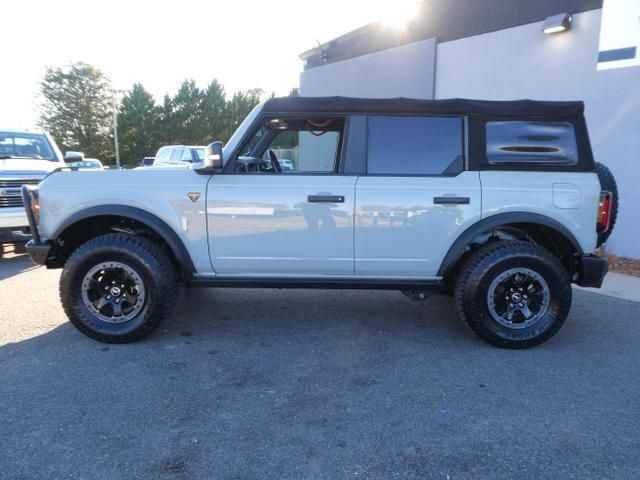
[60,233,178,343]
[595,161,618,247]
[454,241,571,349]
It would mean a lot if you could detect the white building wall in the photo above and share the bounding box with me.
[300,38,437,98]
[299,9,639,257]
[435,9,640,258]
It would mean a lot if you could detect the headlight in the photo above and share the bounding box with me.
[31,190,40,223]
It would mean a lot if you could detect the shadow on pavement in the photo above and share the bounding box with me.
[0,250,38,281]
[0,287,639,479]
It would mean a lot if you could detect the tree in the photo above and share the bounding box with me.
[39,62,114,162]
[199,80,227,144]
[222,88,263,141]
[157,94,175,146]
[170,79,204,144]
[117,83,160,165]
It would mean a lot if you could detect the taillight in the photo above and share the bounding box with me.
[597,191,612,233]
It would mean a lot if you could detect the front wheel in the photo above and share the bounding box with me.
[454,241,572,348]
[60,233,178,343]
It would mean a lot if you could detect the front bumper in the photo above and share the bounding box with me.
[21,185,51,265]
[575,254,608,288]
[0,207,29,229]
[25,239,51,265]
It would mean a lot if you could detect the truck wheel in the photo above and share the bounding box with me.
[454,241,571,349]
[60,233,178,343]
[595,161,618,247]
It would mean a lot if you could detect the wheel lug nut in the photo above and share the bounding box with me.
[519,303,524,308]
[106,295,111,299]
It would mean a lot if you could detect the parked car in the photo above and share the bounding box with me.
[22,97,617,348]
[0,129,65,243]
[63,152,106,171]
[138,157,155,167]
[278,159,294,171]
[150,145,205,168]
[66,159,105,170]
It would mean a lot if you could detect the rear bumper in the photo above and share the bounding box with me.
[575,254,608,288]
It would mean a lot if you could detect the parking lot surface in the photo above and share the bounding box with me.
[1,250,639,480]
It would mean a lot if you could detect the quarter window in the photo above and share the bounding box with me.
[486,121,578,165]
[367,116,463,175]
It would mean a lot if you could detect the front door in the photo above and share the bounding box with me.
[207,115,355,275]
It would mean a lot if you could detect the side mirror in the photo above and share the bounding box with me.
[194,141,223,174]
[64,151,84,162]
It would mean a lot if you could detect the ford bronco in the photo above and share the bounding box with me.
[22,97,617,348]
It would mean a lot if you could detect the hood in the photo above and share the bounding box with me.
[0,158,63,175]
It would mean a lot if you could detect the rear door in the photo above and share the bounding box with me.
[355,115,481,278]
[207,115,356,275]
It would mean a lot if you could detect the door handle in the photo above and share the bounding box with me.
[433,196,470,205]
[308,195,345,203]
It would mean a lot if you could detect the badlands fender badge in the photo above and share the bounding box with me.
[187,192,201,203]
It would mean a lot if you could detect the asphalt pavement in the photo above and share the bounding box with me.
[1,249,639,480]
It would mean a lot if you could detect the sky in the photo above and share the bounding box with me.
[2,0,420,129]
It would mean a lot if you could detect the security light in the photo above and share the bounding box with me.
[543,13,572,34]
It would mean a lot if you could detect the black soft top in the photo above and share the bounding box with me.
[262,96,584,118]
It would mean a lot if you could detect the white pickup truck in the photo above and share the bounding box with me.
[22,97,617,348]
[1,130,66,243]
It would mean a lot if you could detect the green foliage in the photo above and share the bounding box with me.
[117,83,160,166]
[39,62,114,162]
[40,62,297,167]
[221,89,263,140]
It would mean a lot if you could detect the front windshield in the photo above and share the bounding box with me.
[0,132,56,160]
[222,102,264,162]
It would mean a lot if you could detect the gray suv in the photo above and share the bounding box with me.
[22,97,617,348]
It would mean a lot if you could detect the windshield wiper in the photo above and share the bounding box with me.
[0,154,16,159]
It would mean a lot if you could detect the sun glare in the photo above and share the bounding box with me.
[381,0,421,28]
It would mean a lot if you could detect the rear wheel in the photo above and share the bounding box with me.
[60,233,178,343]
[454,241,571,348]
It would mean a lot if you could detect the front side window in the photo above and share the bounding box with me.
[234,117,344,173]
[367,116,463,175]
[0,132,56,161]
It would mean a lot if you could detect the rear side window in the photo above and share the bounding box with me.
[486,121,578,165]
[367,116,463,175]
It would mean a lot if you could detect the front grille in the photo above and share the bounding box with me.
[0,179,40,188]
[0,178,41,208]
[0,197,24,208]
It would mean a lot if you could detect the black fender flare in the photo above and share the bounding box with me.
[437,212,584,277]
[52,205,195,276]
